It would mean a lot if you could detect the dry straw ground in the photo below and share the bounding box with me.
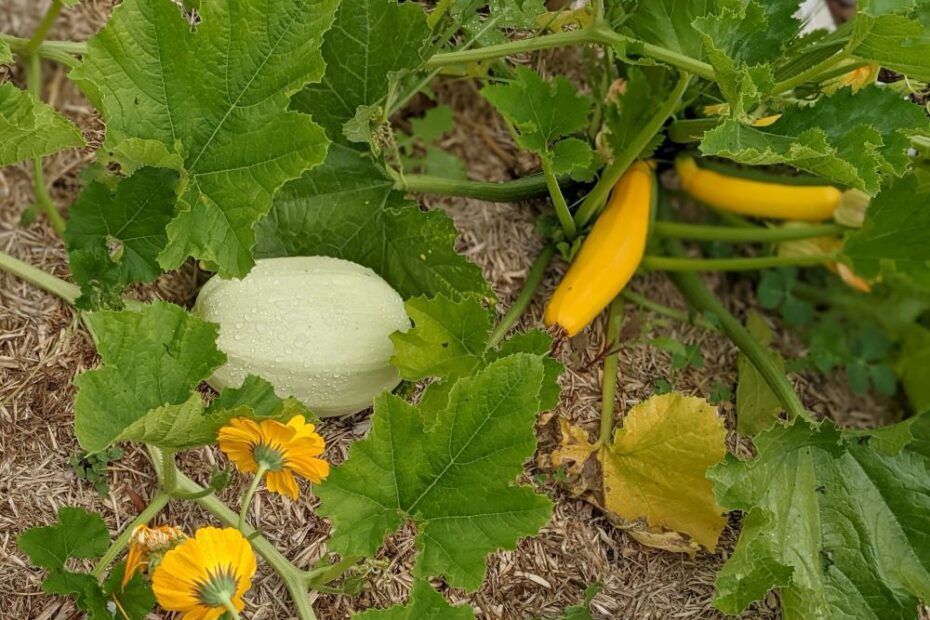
[0,1,906,619]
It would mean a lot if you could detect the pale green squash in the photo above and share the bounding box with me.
[194,256,409,417]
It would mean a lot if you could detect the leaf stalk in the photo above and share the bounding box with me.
[488,244,556,347]
[598,297,624,446]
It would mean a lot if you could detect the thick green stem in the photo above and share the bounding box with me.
[238,465,269,530]
[619,290,717,331]
[666,118,719,144]
[0,249,79,303]
[642,253,833,272]
[488,244,556,347]
[542,159,576,240]
[771,50,850,94]
[304,555,362,589]
[26,53,67,237]
[147,446,318,620]
[160,449,178,494]
[426,27,715,81]
[24,0,64,55]
[664,244,808,421]
[653,221,846,243]
[91,492,171,580]
[400,173,556,202]
[574,73,690,228]
[0,33,83,66]
[598,298,624,446]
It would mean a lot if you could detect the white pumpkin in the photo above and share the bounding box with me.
[194,256,409,417]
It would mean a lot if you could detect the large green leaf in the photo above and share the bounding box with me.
[317,354,554,590]
[18,507,109,570]
[613,0,720,60]
[65,167,180,308]
[0,83,84,166]
[843,175,930,280]
[710,416,930,619]
[736,311,785,436]
[292,0,431,145]
[72,0,338,277]
[73,302,226,452]
[255,145,490,300]
[700,87,929,194]
[849,3,930,81]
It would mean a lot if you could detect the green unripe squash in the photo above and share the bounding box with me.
[194,256,409,417]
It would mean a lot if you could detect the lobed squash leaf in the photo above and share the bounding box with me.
[317,354,554,590]
[71,0,339,278]
[711,415,930,619]
[354,579,474,619]
[255,144,491,301]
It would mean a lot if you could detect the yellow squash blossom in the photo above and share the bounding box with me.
[824,63,880,94]
[122,524,187,588]
[778,234,872,293]
[152,527,256,620]
[218,415,329,499]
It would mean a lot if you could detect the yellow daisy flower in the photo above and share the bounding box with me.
[218,415,329,499]
[122,524,187,588]
[152,526,256,620]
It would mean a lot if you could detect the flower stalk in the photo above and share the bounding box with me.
[91,492,171,581]
[238,464,269,530]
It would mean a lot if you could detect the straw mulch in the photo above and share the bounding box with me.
[0,1,905,619]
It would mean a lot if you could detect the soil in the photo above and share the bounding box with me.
[0,2,908,619]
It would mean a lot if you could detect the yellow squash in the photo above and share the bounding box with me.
[675,154,842,221]
[545,161,653,336]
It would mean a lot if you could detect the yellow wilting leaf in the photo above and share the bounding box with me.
[552,392,728,552]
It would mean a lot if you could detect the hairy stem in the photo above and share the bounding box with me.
[304,555,363,589]
[598,298,624,446]
[426,27,715,81]
[0,33,83,66]
[653,221,846,243]
[0,249,79,303]
[91,492,171,580]
[147,446,318,620]
[574,73,690,228]
[26,54,67,236]
[160,449,178,494]
[664,243,808,421]
[400,173,556,202]
[771,50,850,94]
[642,253,833,272]
[488,244,556,347]
[542,158,576,239]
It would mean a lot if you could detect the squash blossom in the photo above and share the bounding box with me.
[122,524,187,588]
[218,415,329,498]
[152,527,256,620]
[778,233,872,293]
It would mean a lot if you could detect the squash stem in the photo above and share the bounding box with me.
[0,33,84,65]
[771,50,850,94]
[663,242,809,422]
[574,72,690,229]
[303,555,363,589]
[489,244,556,348]
[653,221,846,243]
[642,253,834,272]
[619,290,718,331]
[0,248,79,303]
[23,0,64,55]
[25,53,67,237]
[597,297,624,447]
[400,173,558,202]
[542,158,577,239]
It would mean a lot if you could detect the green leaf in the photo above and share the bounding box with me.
[66,167,180,309]
[0,40,12,64]
[103,564,156,620]
[613,0,717,60]
[72,0,338,277]
[291,0,430,145]
[390,294,562,411]
[602,67,671,161]
[844,175,930,280]
[354,579,475,619]
[710,416,930,618]
[73,302,226,453]
[481,67,593,155]
[700,87,929,195]
[205,374,286,417]
[18,507,109,570]
[317,354,554,590]
[0,83,84,166]
[255,144,490,300]
[849,9,930,81]
[898,325,930,414]
[736,311,785,436]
